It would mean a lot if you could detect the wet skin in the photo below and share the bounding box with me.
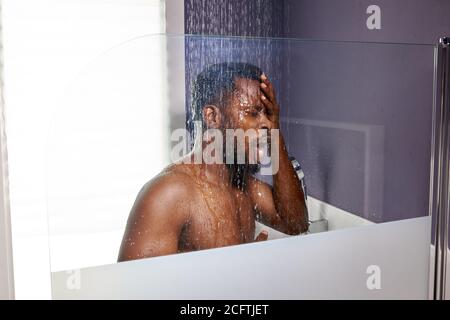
[118,74,308,261]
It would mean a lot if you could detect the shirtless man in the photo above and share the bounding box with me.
[118,62,308,262]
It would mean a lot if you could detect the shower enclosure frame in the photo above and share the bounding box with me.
[48,34,450,300]
[431,36,450,300]
[0,33,449,299]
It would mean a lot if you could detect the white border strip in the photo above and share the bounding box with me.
[0,1,15,300]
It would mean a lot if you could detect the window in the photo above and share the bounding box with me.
[2,0,167,299]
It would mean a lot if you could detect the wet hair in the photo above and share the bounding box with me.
[189,62,263,130]
[189,63,263,182]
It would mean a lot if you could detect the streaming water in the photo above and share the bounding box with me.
[183,0,293,243]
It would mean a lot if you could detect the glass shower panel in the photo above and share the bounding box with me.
[44,35,437,299]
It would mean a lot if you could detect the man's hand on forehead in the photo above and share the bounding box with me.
[259,73,280,123]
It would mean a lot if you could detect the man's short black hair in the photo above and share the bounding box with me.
[190,62,263,127]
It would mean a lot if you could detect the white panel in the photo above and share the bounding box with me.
[165,1,186,135]
[165,0,184,34]
[52,217,431,299]
[48,197,372,271]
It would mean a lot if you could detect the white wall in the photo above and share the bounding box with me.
[0,88,14,300]
[0,2,15,298]
[2,0,166,299]
[165,0,184,34]
[165,0,186,133]
[0,127,14,300]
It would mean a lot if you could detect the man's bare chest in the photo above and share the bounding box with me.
[181,186,256,250]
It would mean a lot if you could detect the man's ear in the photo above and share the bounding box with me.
[203,105,223,129]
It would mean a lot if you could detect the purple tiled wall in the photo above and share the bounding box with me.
[184,0,449,222]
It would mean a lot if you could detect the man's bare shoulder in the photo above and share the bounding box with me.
[119,164,199,261]
[132,164,200,217]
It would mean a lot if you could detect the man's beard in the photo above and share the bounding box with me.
[225,149,260,190]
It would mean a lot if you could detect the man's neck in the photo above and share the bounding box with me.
[186,141,252,190]
[192,161,250,191]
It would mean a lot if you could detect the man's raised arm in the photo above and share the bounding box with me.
[249,74,308,235]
